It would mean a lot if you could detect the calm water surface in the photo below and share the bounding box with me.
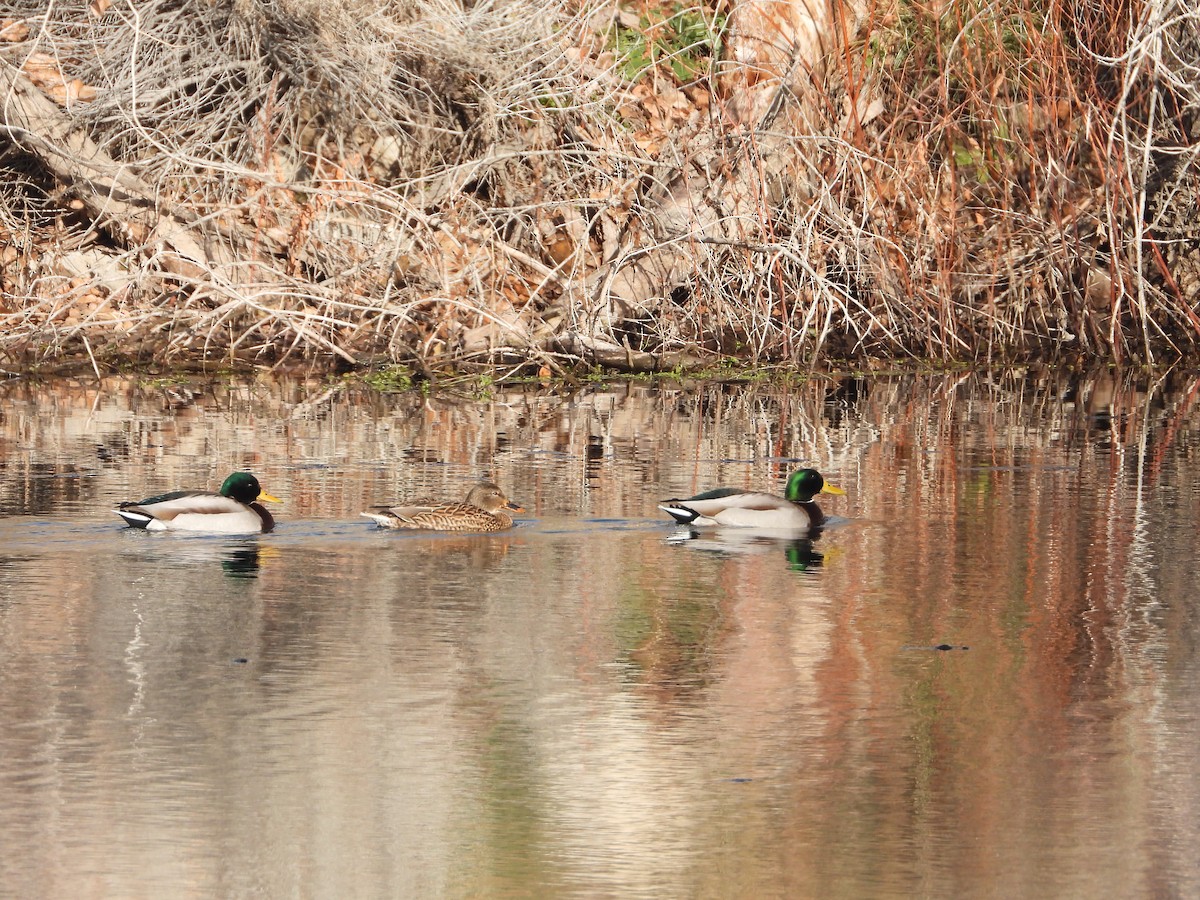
[1,371,1198,898]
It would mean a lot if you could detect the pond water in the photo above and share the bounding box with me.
[1,370,1198,898]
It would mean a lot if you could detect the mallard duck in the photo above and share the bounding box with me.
[362,482,524,532]
[114,471,281,534]
[658,468,844,530]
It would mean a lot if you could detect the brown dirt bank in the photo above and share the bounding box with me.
[2,0,1198,376]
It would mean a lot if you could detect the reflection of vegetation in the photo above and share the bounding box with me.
[346,361,826,396]
[613,585,723,693]
[902,670,941,814]
[3,368,1197,895]
[484,720,541,826]
[0,461,95,516]
[475,712,557,890]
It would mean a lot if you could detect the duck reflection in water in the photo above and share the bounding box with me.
[121,536,268,579]
[221,544,263,579]
[667,527,826,572]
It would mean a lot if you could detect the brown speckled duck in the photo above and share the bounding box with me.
[362,482,524,532]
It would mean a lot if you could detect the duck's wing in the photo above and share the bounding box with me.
[362,501,484,529]
[414,503,515,531]
[409,502,495,525]
[384,500,446,520]
[662,489,791,517]
[116,489,241,521]
[674,486,746,503]
[657,487,743,522]
[659,486,817,529]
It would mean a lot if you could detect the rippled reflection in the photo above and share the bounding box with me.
[0,370,1198,898]
[667,526,827,573]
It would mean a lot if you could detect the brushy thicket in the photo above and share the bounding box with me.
[0,0,1197,374]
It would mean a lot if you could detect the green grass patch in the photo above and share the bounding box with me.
[610,3,726,83]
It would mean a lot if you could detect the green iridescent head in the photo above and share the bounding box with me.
[784,469,845,503]
[219,472,279,504]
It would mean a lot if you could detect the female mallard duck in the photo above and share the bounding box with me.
[659,468,844,530]
[362,482,524,532]
[114,471,281,534]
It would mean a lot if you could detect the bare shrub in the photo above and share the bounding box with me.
[643,0,1200,367]
[1,0,1197,372]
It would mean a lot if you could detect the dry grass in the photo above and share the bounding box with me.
[0,0,1197,373]
[653,0,1200,367]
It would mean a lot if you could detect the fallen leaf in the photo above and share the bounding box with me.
[70,79,98,102]
[45,78,98,106]
[1,18,30,41]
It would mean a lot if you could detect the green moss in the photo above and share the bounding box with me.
[361,365,415,393]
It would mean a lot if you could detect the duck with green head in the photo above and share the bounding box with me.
[114,471,281,534]
[362,482,524,532]
[658,468,844,530]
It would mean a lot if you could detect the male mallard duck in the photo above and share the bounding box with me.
[658,468,844,530]
[114,471,281,534]
[361,481,524,532]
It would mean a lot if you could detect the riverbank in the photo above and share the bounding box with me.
[2,0,1198,375]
